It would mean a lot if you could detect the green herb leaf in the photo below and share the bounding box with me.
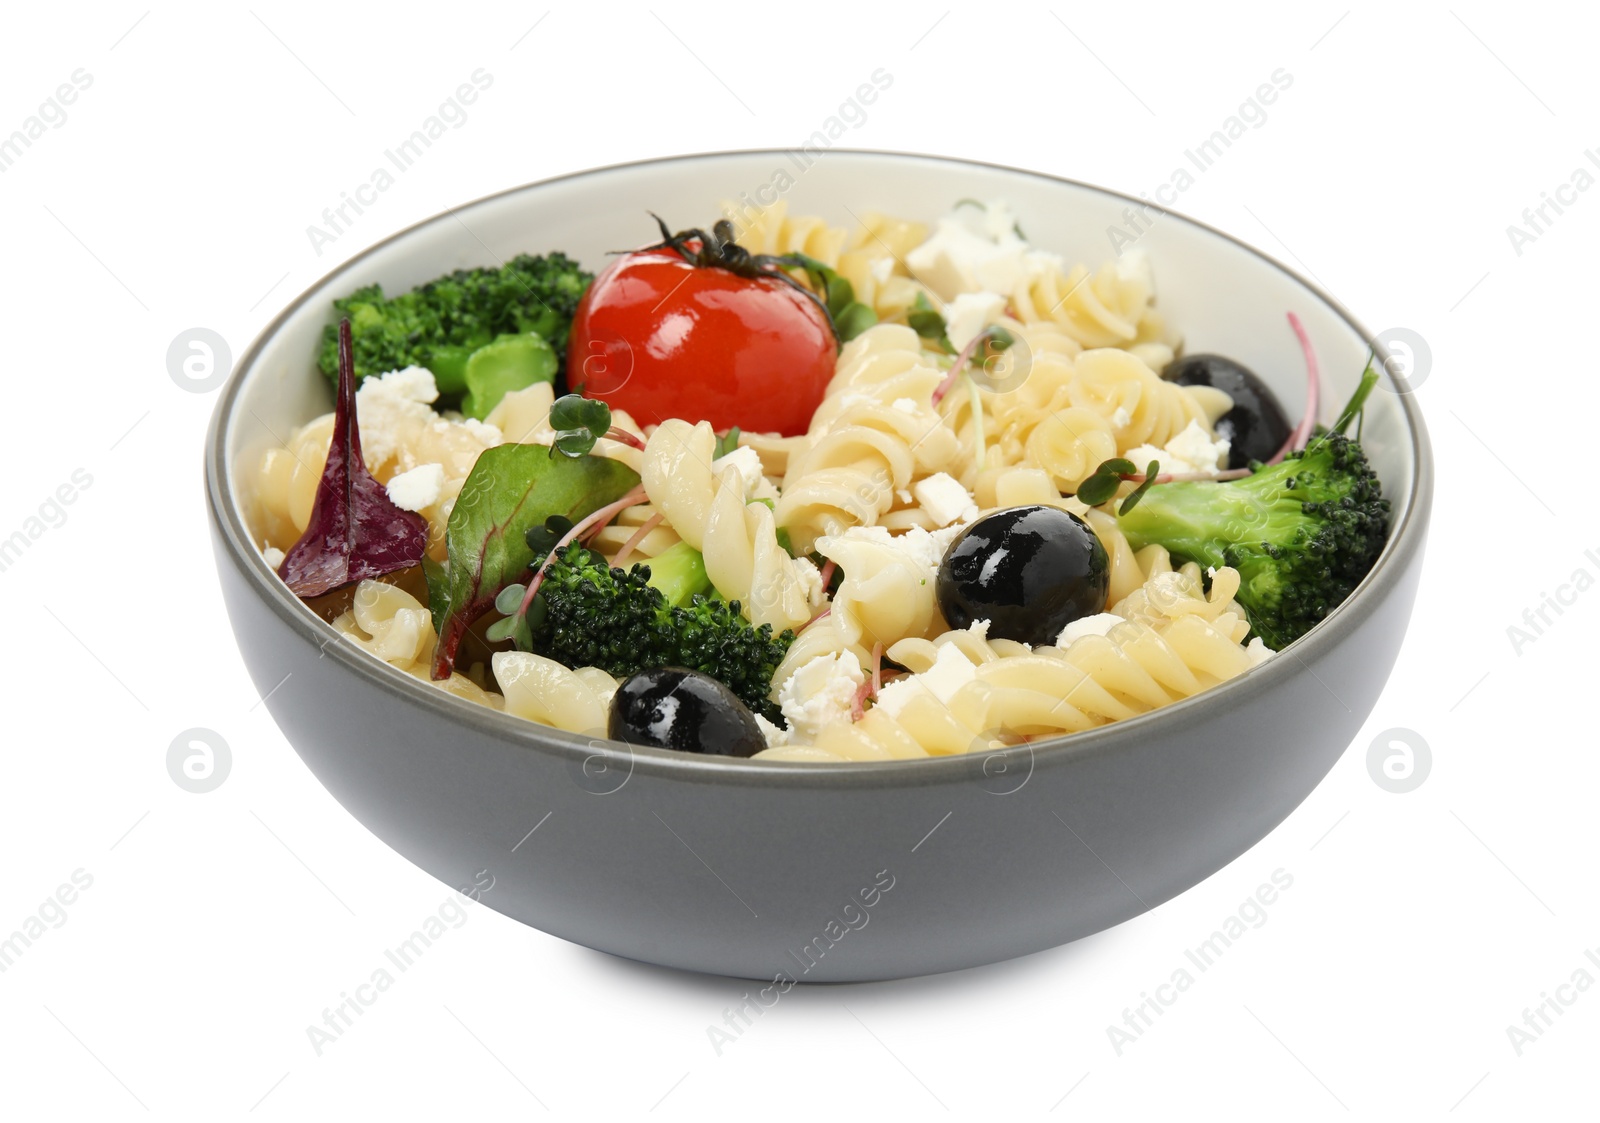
[908,291,945,341]
[713,427,742,459]
[494,583,527,615]
[1119,460,1162,515]
[1076,458,1137,506]
[422,555,451,636]
[430,446,639,678]
[548,394,613,458]
[778,253,878,342]
[833,301,877,342]
[1329,358,1381,438]
[523,514,575,560]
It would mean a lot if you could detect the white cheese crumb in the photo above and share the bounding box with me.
[460,418,504,447]
[754,714,790,749]
[1112,407,1132,429]
[1125,419,1231,478]
[896,489,914,504]
[874,644,977,718]
[714,444,767,500]
[363,365,438,404]
[891,397,920,414]
[905,200,1063,300]
[912,472,980,528]
[777,652,865,742]
[791,556,828,609]
[1056,612,1125,647]
[943,291,1008,351]
[386,463,446,511]
[870,256,895,284]
[1246,637,1276,666]
[261,546,285,570]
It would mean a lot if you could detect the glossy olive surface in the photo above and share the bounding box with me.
[609,667,766,757]
[1164,352,1292,468]
[936,505,1111,645]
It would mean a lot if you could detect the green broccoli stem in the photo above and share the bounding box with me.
[1116,480,1269,567]
[643,542,711,608]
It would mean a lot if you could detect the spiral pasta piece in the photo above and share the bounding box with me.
[813,529,938,650]
[1010,252,1169,351]
[641,419,812,632]
[493,651,619,734]
[976,613,1255,737]
[331,581,504,708]
[777,325,960,552]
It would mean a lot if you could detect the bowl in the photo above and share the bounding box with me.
[206,150,1432,982]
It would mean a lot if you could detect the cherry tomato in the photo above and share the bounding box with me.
[568,243,836,436]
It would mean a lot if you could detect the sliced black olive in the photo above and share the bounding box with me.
[1163,353,1291,469]
[936,506,1110,645]
[609,667,766,758]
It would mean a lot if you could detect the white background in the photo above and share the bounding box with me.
[0,2,1593,1118]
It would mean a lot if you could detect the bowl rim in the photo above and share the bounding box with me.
[206,146,1434,789]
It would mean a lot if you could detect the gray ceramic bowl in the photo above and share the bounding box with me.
[207,150,1432,982]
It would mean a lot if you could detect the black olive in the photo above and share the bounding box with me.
[609,667,766,758]
[1162,353,1291,469]
[936,506,1110,645]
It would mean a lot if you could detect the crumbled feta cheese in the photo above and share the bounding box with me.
[1165,419,1230,474]
[1245,637,1275,666]
[791,556,828,609]
[363,366,438,405]
[943,291,1008,351]
[965,619,991,641]
[355,367,440,467]
[912,472,980,528]
[261,546,285,570]
[460,418,504,446]
[891,397,920,414]
[777,652,864,741]
[1112,407,1132,429]
[1125,419,1231,478]
[874,643,977,718]
[386,463,446,511]
[822,516,978,582]
[870,256,895,284]
[920,643,978,702]
[714,444,767,500]
[1056,612,1125,647]
[905,200,1063,300]
[754,713,790,749]
[896,489,913,504]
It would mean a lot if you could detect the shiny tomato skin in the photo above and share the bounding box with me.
[568,247,836,436]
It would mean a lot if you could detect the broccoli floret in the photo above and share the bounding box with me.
[316,252,592,404]
[528,541,794,724]
[1115,432,1390,649]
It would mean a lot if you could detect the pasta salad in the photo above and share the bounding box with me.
[248,199,1389,762]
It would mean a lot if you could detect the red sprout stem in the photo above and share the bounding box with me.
[799,607,831,634]
[516,486,647,618]
[611,511,664,567]
[850,642,885,722]
[604,426,646,451]
[931,328,991,406]
[817,559,837,591]
[1269,311,1320,464]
